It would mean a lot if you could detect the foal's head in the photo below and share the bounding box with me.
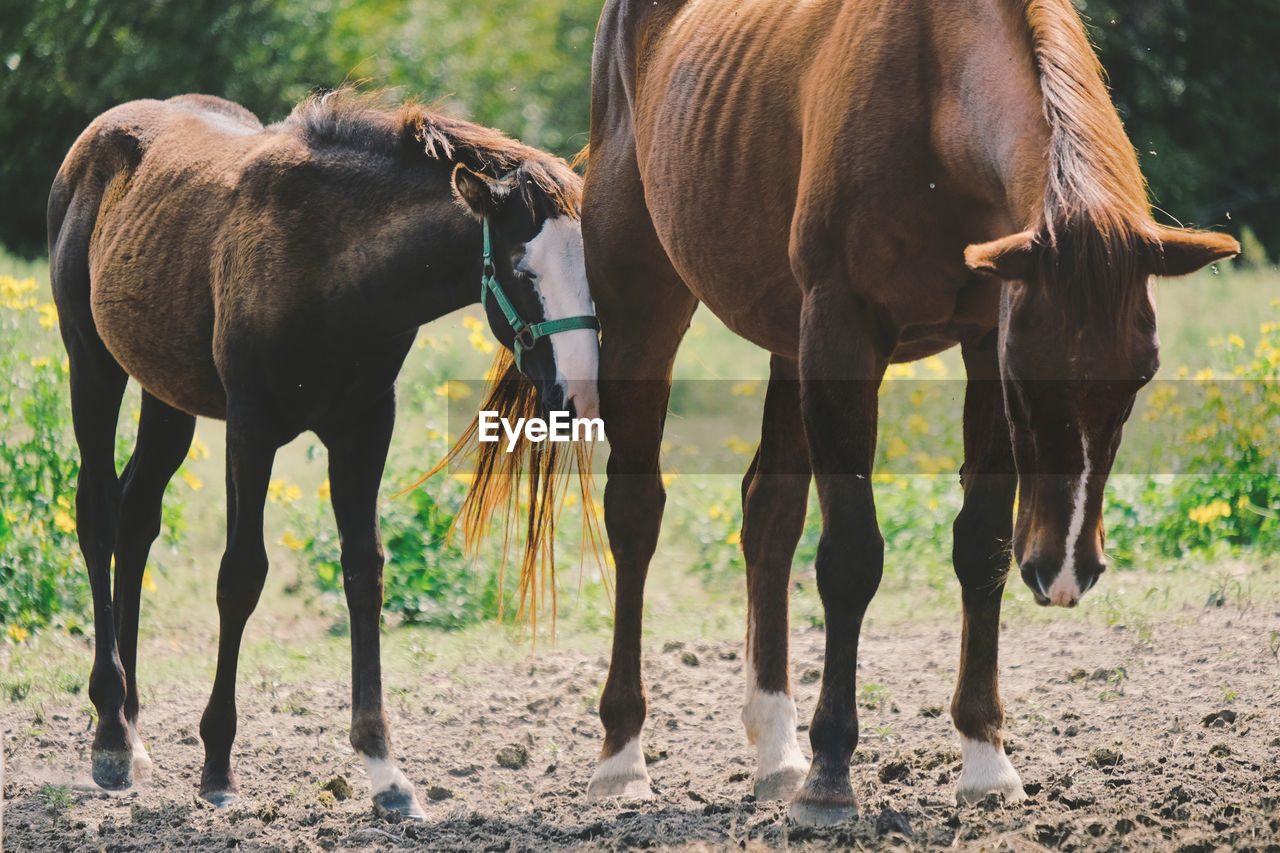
[966,223,1238,606]
[453,164,600,420]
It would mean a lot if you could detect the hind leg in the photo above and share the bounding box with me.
[740,355,811,800]
[112,392,197,780]
[582,134,699,799]
[198,407,279,806]
[59,317,132,787]
[318,392,425,820]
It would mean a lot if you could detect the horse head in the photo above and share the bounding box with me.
[452,164,600,421]
[966,224,1239,607]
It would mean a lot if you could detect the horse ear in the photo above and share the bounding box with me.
[452,164,509,220]
[964,229,1038,281]
[1151,226,1240,277]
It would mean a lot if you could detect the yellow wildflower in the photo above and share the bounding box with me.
[280,532,304,551]
[906,413,930,434]
[726,530,741,546]
[30,356,49,368]
[462,314,484,331]
[60,356,70,372]
[923,356,948,377]
[6,624,29,644]
[142,569,157,593]
[910,389,925,407]
[468,331,495,354]
[317,479,331,500]
[283,484,301,504]
[872,472,896,485]
[723,435,754,455]
[1193,368,1214,381]
[56,495,71,509]
[53,509,76,533]
[1175,366,1189,379]
[884,363,916,380]
[452,472,475,485]
[1188,499,1231,525]
[709,505,724,520]
[187,435,210,460]
[730,380,759,397]
[885,437,909,460]
[563,491,578,507]
[38,302,59,328]
[434,382,472,400]
[661,472,677,488]
[267,478,284,502]
[1227,333,1245,349]
[182,471,204,491]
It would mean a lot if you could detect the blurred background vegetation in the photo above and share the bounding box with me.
[0,1,1277,658]
[1,0,1278,259]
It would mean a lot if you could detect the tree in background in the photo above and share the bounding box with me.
[0,0,336,256]
[1079,0,1280,262]
[1,1,1276,261]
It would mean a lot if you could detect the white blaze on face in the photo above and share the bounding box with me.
[1046,433,1091,607]
[522,216,600,419]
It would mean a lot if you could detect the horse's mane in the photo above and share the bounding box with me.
[1023,0,1156,330]
[283,88,581,219]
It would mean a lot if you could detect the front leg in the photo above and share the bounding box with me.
[951,334,1026,804]
[789,292,888,826]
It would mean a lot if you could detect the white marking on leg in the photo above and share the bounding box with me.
[586,737,652,799]
[128,724,152,778]
[743,626,807,787]
[1047,434,1090,607]
[956,735,1026,804]
[361,754,413,796]
[522,216,599,418]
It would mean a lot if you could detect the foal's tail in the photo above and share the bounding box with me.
[423,349,604,635]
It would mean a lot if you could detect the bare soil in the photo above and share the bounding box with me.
[4,605,1280,852]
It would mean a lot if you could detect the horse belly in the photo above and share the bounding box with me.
[90,257,226,419]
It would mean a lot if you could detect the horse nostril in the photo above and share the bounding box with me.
[1019,559,1050,603]
[1079,560,1107,594]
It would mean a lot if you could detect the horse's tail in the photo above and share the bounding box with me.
[570,144,590,174]
[422,349,604,635]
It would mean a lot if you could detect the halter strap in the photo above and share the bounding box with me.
[480,216,599,373]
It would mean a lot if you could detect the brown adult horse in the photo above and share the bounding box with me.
[48,90,598,818]
[582,0,1238,824]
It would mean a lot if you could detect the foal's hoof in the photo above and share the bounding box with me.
[91,750,134,790]
[200,789,239,809]
[754,766,807,801]
[373,787,427,822]
[789,794,859,827]
[585,774,654,800]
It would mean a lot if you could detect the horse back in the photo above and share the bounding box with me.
[49,97,274,418]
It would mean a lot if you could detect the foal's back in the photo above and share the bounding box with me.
[50,96,285,417]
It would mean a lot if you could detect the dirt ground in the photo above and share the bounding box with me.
[4,604,1279,852]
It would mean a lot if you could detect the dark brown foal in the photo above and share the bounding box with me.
[50,90,597,817]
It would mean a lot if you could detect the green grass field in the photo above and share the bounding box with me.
[1,246,1277,712]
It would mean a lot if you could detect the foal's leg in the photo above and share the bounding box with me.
[62,326,131,788]
[740,355,811,800]
[319,392,425,821]
[951,335,1025,803]
[583,136,699,799]
[789,296,887,826]
[112,391,196,779]
[198,410,278,806]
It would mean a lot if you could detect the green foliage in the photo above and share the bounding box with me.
[297,482,504,630]
[1105,306,1280,564]
[0,274,85,637]
[0,0,339,257]
[1078,0,1280,255]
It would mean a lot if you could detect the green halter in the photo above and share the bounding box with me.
[480,216,600,374]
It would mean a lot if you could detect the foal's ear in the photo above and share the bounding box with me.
[452,164,513,220]
[964,229,1038,281]
[1150,226,1240,277]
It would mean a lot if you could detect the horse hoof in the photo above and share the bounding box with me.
[754,766,807,801]
[201,789,239,809]
[373,787,427,822]
[788,795,859,827]
[585,774,653,800]
[91,750,133,790]
[956,783,1028,805]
